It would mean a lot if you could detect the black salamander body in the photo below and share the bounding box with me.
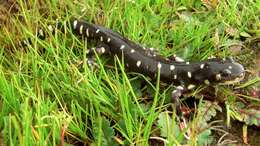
[68,19,245,89]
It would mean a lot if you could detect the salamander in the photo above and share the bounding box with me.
[24,18,245,114]
[66,19,245,86]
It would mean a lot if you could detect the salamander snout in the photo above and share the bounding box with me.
[217,62,245,85]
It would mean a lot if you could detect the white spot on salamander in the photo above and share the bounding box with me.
[223,69,232,74]
[86,28,89,37]
[157,62,162,69]
[96,29,100,33]
[73,20,78,29]
[100,47,105,54]
[200,64,205,69]
[136,61,141,67]
[228,66,232,69]
[107,38,111,43]
[120,45,125,50]
[216,74,221,80]
[187,72,192,78]
[79,25,84,34]
[174,74,177,79]
[100,36,103,41]
[170,65,175,71]
[176,86,184,90]
[130,49,135,53]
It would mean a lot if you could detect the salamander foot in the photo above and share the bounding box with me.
[171,86,191,139]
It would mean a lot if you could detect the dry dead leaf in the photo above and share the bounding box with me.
[229,44,242,55]
[225,27,238,37]
[202,0,219,9]
[213,28,220,48]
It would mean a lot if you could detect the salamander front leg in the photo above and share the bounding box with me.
[171,86,185,116]
[171,85,191,139]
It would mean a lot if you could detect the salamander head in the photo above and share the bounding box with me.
[195,58,245,85]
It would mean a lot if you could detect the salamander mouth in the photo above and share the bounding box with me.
[219,72,245,85]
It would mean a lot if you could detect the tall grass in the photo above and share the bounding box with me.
[0,0,259,145]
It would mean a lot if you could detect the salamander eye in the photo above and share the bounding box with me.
[200,63,210,70]
[226,57,234,63]
[221,69,232,76]
[202,63,210,69]
[222,57,234,63]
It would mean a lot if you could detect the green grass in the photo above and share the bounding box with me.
[0,0,259,145]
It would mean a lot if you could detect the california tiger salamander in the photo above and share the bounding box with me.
[22,18,245,115]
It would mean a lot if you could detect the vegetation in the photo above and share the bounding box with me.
[0,0,259,145]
